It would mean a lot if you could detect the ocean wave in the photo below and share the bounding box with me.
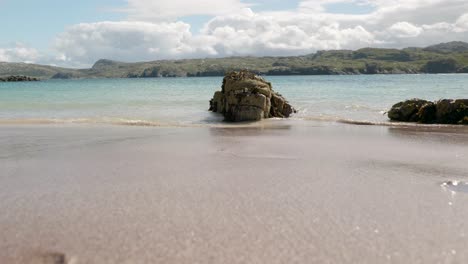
[0,116,466,130]
[0,118,267,128]
[344,104,386,112]
[300,115,468,129]
[300,115,389,126]
[0,118,192,127]
[337,119,468,128]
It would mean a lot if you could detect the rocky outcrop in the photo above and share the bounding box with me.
[423,58,459,73]
[388,99,430,122]
[435,99,468,124]
[388,98,468,124]
[209,70,296,122]
[0,75,39,82]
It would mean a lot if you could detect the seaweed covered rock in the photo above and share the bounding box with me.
[209,70,296,122]
[435,99,468,124]
[417,102,437,123]
[388,98,468,124]
[387,99,430,122]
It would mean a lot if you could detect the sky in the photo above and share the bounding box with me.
[0,0,467,68]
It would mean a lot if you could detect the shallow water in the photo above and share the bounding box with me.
[1,75,467,126]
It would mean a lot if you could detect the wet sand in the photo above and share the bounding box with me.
[1,121,468,263]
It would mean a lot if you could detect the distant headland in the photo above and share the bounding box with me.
[1,41,468,80]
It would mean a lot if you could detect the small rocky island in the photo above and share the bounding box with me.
[0,76,39,82]
[388,99,468,125]
[209,70,296,122]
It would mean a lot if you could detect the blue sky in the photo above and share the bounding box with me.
[0,0,125,49]
[0,0,467,67]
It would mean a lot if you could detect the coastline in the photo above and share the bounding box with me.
[3,72,468,82]
[1,122,468,263]
[2,41,468,80]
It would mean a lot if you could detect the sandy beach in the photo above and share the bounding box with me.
[2,0,468,262]
[1,121,468,263]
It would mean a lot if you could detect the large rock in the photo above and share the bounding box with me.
[387,99,430,122]
[388,98,468,125]
[209,70,296,122]
[435,99,468,124]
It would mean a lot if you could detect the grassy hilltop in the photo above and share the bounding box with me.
[1,41,468,79]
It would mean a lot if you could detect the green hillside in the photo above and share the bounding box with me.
[1,41,468,80]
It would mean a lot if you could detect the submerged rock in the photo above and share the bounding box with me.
[388,98,468,125]
[209,70,296,122]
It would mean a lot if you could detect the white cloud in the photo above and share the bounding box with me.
[46,0,468,67]
[0,43,39,63]
[455,13,468,32]
[54,21,197,67]
[53,9,381,66]
[387,22,423,38]
[124,0,250,21]
[202,10,377,55]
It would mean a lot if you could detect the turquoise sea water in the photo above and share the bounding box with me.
[0,75,467,126]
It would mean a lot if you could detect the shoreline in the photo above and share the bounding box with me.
[0,116,467,131]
